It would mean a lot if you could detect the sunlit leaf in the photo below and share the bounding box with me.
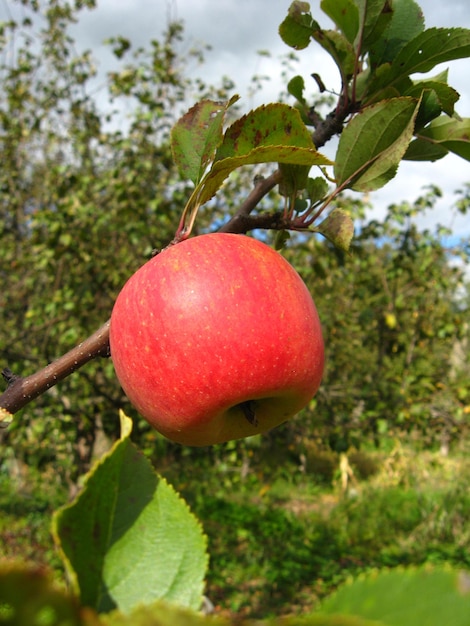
[53,412,208,615]
[0,406,13,427]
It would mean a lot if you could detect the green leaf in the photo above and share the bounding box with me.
[175,104,332,238]
[0,406,13,427]
[274,230,292,250]
[316,208,354,251]
[321,0,359,44]
[355,0,394,51]
[101,601,226,626]
[103,602,382,626]
[280,3,356,79]
[368,0,424,68]
[52,412,208,615]
[279,1,318,50]
[314,29,356,78]
[199,145,331,208]
[306,176,330,204]
[406,80,459,127]
[391,27,470,77]
[216,103,319,158]
[335,97,419,191]
[406,69,460,124]
[288,75,307,104]
[171,96,239,184]
[320,566,470,626]
[413,116,470,161]
[367,28,470,99]
[279,163,311,197]
[403,137,448,161]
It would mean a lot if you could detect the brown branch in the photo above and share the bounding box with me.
[1,322,110,415]
[219,169,283,232]
[1,100,354,417]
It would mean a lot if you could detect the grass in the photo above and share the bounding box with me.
[0,467,67,574]
[166,442,470,619]
[1,441,470,620]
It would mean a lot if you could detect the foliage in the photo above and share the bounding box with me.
[0,0,470,623]
[287,189,470,451]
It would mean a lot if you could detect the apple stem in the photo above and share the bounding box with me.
[239,400,258,427]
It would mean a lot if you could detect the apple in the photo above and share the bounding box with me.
[109,233,324,446]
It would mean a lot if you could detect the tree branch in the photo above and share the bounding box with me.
[1,322,110,415]
[219,169,282,232]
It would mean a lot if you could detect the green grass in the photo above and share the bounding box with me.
[166,445,470,618]
[0,469,67,574]
[2,445,470,620]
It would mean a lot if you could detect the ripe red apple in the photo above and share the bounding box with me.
[109,233,324,446]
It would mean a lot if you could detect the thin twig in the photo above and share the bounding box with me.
[1,322,110,414]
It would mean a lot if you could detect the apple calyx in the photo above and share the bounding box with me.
[239,400,258,427]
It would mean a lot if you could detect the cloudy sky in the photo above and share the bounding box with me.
[4,0,470,234]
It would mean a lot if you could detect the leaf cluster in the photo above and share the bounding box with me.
[279,0,470,188]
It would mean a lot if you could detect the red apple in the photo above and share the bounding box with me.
[109,233,324,446]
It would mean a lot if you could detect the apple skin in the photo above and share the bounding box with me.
[109,233,324,446]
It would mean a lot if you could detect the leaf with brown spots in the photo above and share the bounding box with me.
[215,103,318,160]
[171,96,239,185]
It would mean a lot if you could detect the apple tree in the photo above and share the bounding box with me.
[1,0,470,624]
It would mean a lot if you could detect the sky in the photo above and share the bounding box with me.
[3,0,470,235]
